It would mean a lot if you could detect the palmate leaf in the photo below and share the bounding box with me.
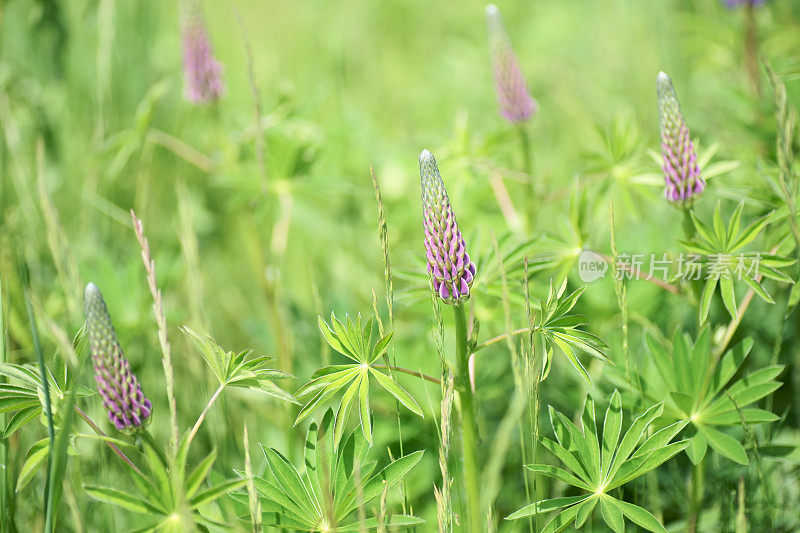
[182,327,296,404]
[295,312,422,445]
[85,430,244,531]
[681,200,794,323]
[255,409,424,531]
[534,280,613,386]
[508,391,682,532]
[639,328,782,465]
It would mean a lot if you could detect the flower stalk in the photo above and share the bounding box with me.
[454,304,482,533]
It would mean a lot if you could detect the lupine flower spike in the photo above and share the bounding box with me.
[657,72,705,207]
[485,4,537,123]
[182,4,225,104]
[84,283,152,431]
[420,150,477,305]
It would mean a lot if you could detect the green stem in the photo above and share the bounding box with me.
[26,292,55,532]
[454,305,481,533]
[517,125,535,228]
[372,364,440,385]
[687,459,705,533]
[682,208,695,240]
[187,383,226,448]
[73,406,144,477]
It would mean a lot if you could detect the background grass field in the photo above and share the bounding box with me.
[2,0,800,531]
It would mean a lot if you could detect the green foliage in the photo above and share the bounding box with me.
[680,200,794,323]
[507,391,686,532]
[0,362,92,491]
[636,328,783,465]
[294,313,423,446]
[181,327,297,404]
[248,409,423,531]
[533,280,613,385]
[84,432,246,532]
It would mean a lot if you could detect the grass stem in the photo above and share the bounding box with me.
[454,304,481,533]
[26,291,56,532]
[187,383,226,447]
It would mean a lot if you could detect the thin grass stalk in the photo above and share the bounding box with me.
[523,257,542,531]
[483,235,532,531]
[73,406,143,476]
[429,289,453,533]
[609,204,629,370]
[727,391,774,527]
[47,360,82,533]
[370,167,409,514]
[453,304,481,533]
[765,63,800,255]
[243,424,261,533]
[435,371,455,533]
[131,210,180,451]
[25,289,56,531]
[187,382,226,447]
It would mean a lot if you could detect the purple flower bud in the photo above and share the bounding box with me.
[83,283,152,431]
[657,72,705,207]
[486,4,537,123]
[419,150,476,305]
[182,7,225,104]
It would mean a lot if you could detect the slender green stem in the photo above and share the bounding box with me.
[372,364,440,385]
[187,383,226,447]
[687,459,705,533]
[454,305,481,533]
[517,125,535,228]
[473,328,530,352]
[682,208,696,240]
[26,292,55,532]
[73,406,143,477]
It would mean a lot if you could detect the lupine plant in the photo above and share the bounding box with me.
[2,2,800,532]
[182,2,225,104]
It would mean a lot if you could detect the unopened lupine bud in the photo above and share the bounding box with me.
[84,283,152,431]
[182,6,225,104]
[420,150,476,305]
[657,72,705,206]
[485,4,537,123]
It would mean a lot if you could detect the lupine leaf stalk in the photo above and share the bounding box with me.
[419,149,481,533]
[182,4,225,104]
[83,283,152,431]
[485,5,537,123]
[657,72,705,207]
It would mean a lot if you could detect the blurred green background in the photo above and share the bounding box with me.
[1,0,800,530]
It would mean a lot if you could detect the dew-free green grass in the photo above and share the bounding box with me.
[1,0,800,531]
